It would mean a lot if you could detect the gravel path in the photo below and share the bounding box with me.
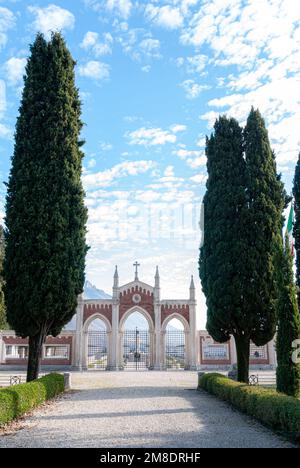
[0,372,296,448]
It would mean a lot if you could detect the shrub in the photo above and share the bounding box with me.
[198,373,300,441]
[0,373,64,426]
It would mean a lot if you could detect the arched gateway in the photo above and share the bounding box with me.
[74,264,198,371]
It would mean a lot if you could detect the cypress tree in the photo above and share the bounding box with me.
[200,109,285,383]
[4,33,88,381]
[0,226,7,329]
[200,116,248,380]
[243,108,285,340]
[293,152,300,305]
[276,235,300,397]
[237,108,285,382]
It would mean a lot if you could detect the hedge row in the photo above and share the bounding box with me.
[198,373,300,441]
[0,373,65,426]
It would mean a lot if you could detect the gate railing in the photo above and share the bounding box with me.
[122,328,150,370]
[165,330,185,369]
[87,330,108,370]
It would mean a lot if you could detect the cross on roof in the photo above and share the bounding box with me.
[133,261,140,281]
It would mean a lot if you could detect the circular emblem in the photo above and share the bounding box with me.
[132,293,141,304]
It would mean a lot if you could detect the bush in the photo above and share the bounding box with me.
[198,373,300,441]
[0,373,64,426]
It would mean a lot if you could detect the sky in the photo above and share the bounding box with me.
[0,0,300,329]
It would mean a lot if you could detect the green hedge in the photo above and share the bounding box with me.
[198,373,300,441]
[0,373,64,426]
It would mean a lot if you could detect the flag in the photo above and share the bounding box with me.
[285,202,294,256]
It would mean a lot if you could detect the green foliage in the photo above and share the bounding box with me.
[243,108,285,345]
[199,373,300,441]
[4,33,87,378]
[0,373,64,426]
[200,115,246,343]
[293,152,300,305]
[200,108,285,382]
[276,235,300,398]
[0,225,8,329]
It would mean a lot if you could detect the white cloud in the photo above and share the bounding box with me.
[28,4,75,38]
[173,147,207,169]
[196,136,206,147]
[204,75,300,161]
[88,158,97,168]
[145,4,184,30]
[175,149,202,159]
[180,0,300,68]
[186,54,207,73]
[84,1,132,19]
[164,165,175,177]
[116,28,162,62]
[80,31,113,56]
[139,38,161,58]
[176,54,208,74]
[4,57,27,86]
[200,110,220,129]
[106,0,132,19]
[180,0,300,162]
[180,79,210,99]
[79,61,110,81]
[99,141,113,151]
[83,160,156,188]
[141,65,151,73]
[0,6,15,48]
[81,31,98,49]
[0,123,11,139]
[126,127,177,146]
[190,174,207,184]
[170,124,186,133]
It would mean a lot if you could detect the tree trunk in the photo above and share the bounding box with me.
[234,335,250,383]
[27,332,45,382]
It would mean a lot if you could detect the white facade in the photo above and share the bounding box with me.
[0,265,277,371]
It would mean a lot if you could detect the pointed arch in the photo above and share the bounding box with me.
[119,306,154,332]
[162,312,190,333]
[83,313,112,334]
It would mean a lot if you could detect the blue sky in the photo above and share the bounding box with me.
[0,0,299,328]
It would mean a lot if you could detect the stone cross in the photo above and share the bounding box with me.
[133,261,140,281]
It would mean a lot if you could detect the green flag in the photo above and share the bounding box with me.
[285,202,294,256]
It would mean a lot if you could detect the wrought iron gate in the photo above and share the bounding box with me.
[88,330,108,370]
[123,327,150,370]
[165,330,185,369]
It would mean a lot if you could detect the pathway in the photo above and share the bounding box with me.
[0,372,295,448]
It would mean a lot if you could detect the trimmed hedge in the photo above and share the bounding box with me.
[198,373,300,441]
[0,373,64,426]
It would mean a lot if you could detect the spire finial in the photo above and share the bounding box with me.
[133,261,140,281]
[189,275,195,301]
[155,265,160,287]
[113,265,119,290]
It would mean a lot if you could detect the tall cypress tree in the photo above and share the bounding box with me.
[276,235,300,397]
[293,152,300,305]
[200,109,285,383]
[0,226,7,330]
[243,108,285,345]
[200,116,248,380]
[4,33,88,381]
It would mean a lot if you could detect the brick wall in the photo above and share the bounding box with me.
[83,303,112,326]
[2,334,73,366]
[161,304,190,326]
[119,286,154,323]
